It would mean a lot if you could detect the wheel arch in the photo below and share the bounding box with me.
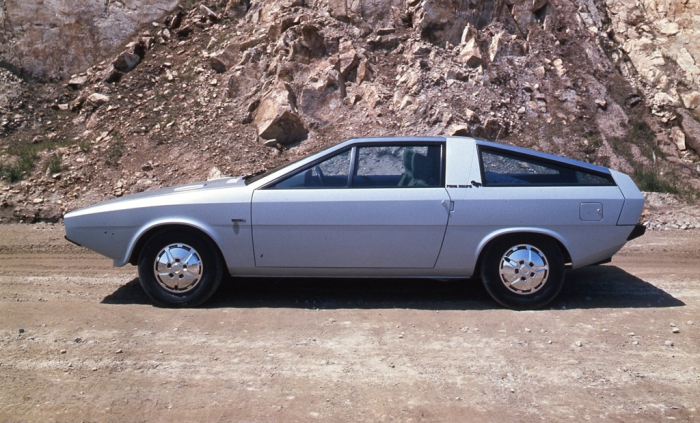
[473,229,573,276]
[127,222,226,267]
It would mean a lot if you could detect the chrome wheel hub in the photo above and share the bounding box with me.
[154,243,203,293]
[498,244,549,295]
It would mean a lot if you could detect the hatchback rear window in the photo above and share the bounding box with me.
[479,148,615,187]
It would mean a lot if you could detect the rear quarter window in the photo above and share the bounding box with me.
[479,147,615,187]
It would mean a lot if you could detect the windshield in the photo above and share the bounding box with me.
[244,154,312,185]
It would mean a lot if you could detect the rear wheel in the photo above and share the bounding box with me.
[138,231,223,307]
[480,235,565,310]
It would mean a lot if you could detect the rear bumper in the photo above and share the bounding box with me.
[626,223,646,241]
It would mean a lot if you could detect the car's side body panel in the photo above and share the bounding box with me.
[251,187,451,268]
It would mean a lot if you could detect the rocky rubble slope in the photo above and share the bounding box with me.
[1,0,699,224]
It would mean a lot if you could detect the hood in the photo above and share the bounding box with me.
[65,176,248,218]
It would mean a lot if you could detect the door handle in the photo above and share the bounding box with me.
[441,200,455,211]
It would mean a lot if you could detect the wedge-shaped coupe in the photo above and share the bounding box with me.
[64,137,646,309]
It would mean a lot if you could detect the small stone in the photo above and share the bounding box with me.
[517,106,526,114]
[628,332,635,337]
[398,333,404,338]
[632,340,639,345]
[670,323,677,327]
[92,367,98,371]
[87,93,110,106]
[665,340,674,347]
[547,340,552,344]
[575,341,583,347]
[68,75,88,88]
[672,327,680,333]
[524,328,531,332]
[688,321,694,326]
[18,328,25,334]
[594,99,607,109]
[116,348,123,353]
[60,349,67,354]
[32,198,44,204]
[210,79,218,86]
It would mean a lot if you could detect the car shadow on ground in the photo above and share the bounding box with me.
[101,264,684,310]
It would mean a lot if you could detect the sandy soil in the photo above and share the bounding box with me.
[0,223,699,422]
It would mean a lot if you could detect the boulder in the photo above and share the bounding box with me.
[671,127,686,151]
[112,52,141,74]
[415,0,470,47]
[253,85,308,145]
[299,65,342,122]
[447,124,470,136]
[676,108,700,154]
[681,91,700,110]
[357,59,373,83]
[112,42,146,74]
[460,38,482,67]
[328,0,348,19]
[339,41,359,77]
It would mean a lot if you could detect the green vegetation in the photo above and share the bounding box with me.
[609,116,664,166]
[633,166,679,194]
[105,139,125,167]
[45,152,63,174]
[0,146,39,182]
[78,139,91,152]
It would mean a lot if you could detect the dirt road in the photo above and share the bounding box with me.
[1,223,699,422]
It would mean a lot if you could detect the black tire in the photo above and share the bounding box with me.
[137,230,224,307]
[480,235,565,310]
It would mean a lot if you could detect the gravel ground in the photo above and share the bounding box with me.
[0,223,699,422]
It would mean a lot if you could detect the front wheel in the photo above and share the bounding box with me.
[138,231,223,307]
[480,235,565,310]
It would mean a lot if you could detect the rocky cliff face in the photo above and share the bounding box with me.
[0,0,699,222]
[605,0,700,153]
[0,0,179,80]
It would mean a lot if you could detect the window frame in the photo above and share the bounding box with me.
[477,146,616,187]
[262,141,446,190]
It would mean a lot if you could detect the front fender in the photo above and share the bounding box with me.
[119,217,225,267]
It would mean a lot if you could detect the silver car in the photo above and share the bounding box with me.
[64,136,646,309]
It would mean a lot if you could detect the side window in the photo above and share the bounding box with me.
[271,149,351,189]
[353,145,442,187]
[480,148,615,186]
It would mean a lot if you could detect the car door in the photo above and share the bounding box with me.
[251,143,451,268]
